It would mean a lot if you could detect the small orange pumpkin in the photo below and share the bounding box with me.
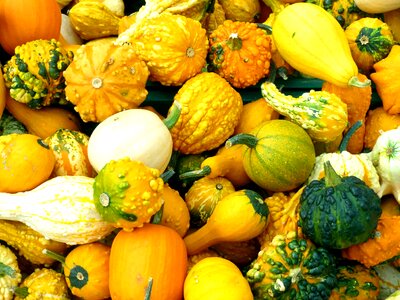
[0,0,61,54]
[109,223,188,300]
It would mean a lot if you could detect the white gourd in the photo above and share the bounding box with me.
[354,0,400,13]
[0,176,114,245]
[370,127,400,202]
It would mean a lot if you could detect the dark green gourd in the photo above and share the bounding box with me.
[299,160,382,249]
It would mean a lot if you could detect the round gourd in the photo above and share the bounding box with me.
[88,107,179,173]
[345,17,394,74]
[226,119,316,192]
[0,133,55,193]
[109,223,188,300]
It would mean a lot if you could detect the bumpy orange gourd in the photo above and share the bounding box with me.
[0,134,55,193]
[208,20,272,88]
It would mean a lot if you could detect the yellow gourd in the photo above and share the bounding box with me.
[271,2,370,87]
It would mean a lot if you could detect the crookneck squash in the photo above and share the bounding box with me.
[208,19,272,88]
[300,161,382,249]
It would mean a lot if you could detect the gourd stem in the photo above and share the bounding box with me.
[161,168,175,183]
[339,120,363,152]
[144,277,153,300]
[225,133,258,149]
[348,75,371,87]
[163,101,182,130]
[323,161,342,187]
[256,23,272,34]
[42,249,66,265]
[179,165,212,180]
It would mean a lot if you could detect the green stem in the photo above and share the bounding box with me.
[42,249,66,265]
[256,23,272,34]
[339,120,363,152]
[225,133,258,149]
[348,76,371,87]
[160,168,175,183]
[323,161,342,187]
[163,101,181,130]
[144,277,153,300]
[179,165,211,180]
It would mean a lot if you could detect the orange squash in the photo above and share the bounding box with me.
[0,133,55,193]
[0,0,61,55]
[109,223,188,300]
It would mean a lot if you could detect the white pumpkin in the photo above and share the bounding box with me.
[88,104,180,173]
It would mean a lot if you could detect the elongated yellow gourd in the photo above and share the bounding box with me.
[271,2,370,87]
[0,176,114,245]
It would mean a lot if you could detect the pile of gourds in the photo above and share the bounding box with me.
[0,0,400,299]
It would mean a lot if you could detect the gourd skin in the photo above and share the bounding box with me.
[0,69,6,118]
[246,231,337,300]
[0,111,27,135]
[354,0,400,13]
[0,176,115,245]
[2,39,73,108]
[0,244,22,300]
[300,162,382,249]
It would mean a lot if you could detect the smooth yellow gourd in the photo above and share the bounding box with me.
[271,2,370,87]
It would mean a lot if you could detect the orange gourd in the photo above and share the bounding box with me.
[109,223,188,300]
[0,0,61,55]
[0,69,6,119]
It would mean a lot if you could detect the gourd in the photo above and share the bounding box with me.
[369,127,400,202]
[109,223,188,300]
[245,231,337,299]
[0,244,22,300]
[329,264,380,299]
[93,158,165,231]
[354,0,400,13]
[45,128,95,177]
[63,41,150,123]
[261,81,348,143]
[370,45,400,115]
[187,249,220,272]
[201,0,226,35]
[5,94,81,139]
[14,268,69,300]
[0,110,27,135]
[345,17,395,74]
[299,161,382,249]
[184,257,253,300]
[0,0,61,55]
[0,175,115,245]
[123,12,209,86]
[208,19,272,88]
[45,242,111,299]
[184,176,236,227]
[219,0,261,22]
[0,133,55,193]
[270,2,370,87]
[226,119,316,192]
[210,238,260,267]
[321,73,371,153]
[169,72,243,154]
[2,39,74,108]
[0,69,6,118]
[88,104,180,174]
[183,189,269,255]
[384,8,400,42]
[0,220,67,266]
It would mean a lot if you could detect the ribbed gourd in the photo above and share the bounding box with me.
[246,231,337,300]
[261,81,349,143]
[2,39,73,108]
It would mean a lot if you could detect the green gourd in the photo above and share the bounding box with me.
[0,110,27,135]
[299,161,382,249]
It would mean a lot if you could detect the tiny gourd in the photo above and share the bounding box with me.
[183,189,269,255]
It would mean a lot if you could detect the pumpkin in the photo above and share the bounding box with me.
[2,39,74,108]
[122,12,209,86]
[370,44,400,115]
[45,128,95,177]
[354,0,400,13]
[169,72,243,154]
[109,223,188,300]
[226,119,316,192]
[218,0,261,22]
[208,20,272,88]
[88,105,180,173]
[299,161,382,249]
[0,133,55,193]
[0,0,61,55]
[183,189,269,255]
[5,94,82,139]
[246,231,337,299]
[184,257,253,300]
[46,242,111,299]
[321,73,371,153]
[345,17,394,74]
[271,2,370,87]
[63,41,150,123]
[93,158,164,230]
[184,176,236,227]
[0,175,115,245]
[261,81,348,143]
